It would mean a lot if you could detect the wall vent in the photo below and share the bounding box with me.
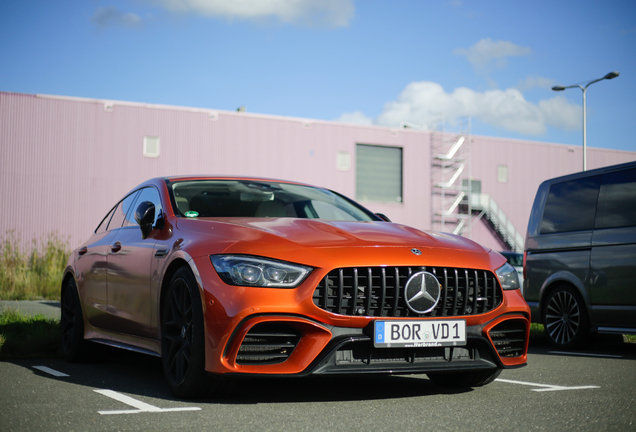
[497,164,508,183]
[336,151,351,171]
[143,136,160,158]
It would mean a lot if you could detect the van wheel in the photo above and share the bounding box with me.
[542,285,589,349]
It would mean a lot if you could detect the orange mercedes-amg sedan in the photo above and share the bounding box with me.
[61,176,529,398]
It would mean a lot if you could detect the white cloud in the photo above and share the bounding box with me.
[338,81,581,136]
[454,38,532,71]
[91,7,143,29]
[516,75,556,92]
[336,111,373,125]
[147,0,354,27]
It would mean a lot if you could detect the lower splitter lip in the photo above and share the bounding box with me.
[220,314,528,377]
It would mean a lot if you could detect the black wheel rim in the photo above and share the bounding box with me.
[61,287,76,352]
[163,278,194,386]
[545,290,580,346]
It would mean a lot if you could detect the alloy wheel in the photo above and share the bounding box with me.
[544,289,581,346]
[61,287,77,352]
[163,278,194,386]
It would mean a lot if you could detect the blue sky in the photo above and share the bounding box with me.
[1,0,635,151]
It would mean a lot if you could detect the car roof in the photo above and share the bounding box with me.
[538,160,636,188]
[161,175,316,188]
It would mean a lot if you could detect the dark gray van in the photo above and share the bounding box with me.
[524,161,636,348]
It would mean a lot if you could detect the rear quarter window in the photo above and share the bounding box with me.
[595,168,636,229]
[540,176,601,234]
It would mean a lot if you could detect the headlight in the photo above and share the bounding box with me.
[495,262,521,291]
[211,255,313,288]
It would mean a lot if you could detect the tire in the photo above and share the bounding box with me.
[161,267,226,399]
[427,369,501,388]
[542,285,589,349]
[60,278,89,362]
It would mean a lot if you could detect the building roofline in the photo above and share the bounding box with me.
[22,91,398,132]
[2,91,634,154]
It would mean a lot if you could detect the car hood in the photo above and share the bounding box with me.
[176,217,495,268]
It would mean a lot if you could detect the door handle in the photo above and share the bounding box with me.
[110,242,122,253]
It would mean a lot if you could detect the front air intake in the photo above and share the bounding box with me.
[236,323,301,365]
[489,320,527,357]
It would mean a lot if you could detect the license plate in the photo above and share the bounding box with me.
[374,320,466,348]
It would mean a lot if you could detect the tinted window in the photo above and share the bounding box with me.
[501,252,523,267]
[107,191,140,231]
[595,168,636,229]
[128,187,163,226]
[95,205,116,234]
[540,176,601,234]
[170,180,376,221]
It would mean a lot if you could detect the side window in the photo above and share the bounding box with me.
[595,168,636,229]
[107,191,140,231]
[95,205,116,234]
[129,187,163,226]
[540,176,601,234]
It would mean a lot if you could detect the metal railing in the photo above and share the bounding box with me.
[468,193,524,252]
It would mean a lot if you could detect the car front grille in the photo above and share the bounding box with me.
[236,323,301,365]
[488,320,527,357]
[313,266,502,318]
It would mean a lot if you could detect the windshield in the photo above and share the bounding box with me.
[168,179,377,222]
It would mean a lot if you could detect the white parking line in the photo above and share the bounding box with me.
[94,389,201,415]
[548,351,623,358]
[496,378,600,392]
[32,366,69,377]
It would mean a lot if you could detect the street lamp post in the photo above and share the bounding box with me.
[552,71,620,171]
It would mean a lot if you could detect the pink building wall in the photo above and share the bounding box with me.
[467,136,635,251]
[1,91,635,252]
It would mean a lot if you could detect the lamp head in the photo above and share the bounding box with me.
[604,71,620,80]
[552,86,566,91]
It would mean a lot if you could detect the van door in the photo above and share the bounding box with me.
[590,168,636,329]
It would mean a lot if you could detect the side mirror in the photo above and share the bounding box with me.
[135,201,155,239]
[375,213,391,222]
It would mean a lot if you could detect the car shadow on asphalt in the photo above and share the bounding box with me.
[11,343,473,405]
[528,334,636,359]
[218,374,472,404]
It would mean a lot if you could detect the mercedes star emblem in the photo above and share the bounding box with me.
[404,271,441,314]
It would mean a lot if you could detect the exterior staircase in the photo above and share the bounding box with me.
[465,193,524,252]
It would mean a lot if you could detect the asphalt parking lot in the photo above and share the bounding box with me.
[0,300,61,319]
[1,336,635,432]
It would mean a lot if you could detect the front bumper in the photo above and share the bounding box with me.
[193,255,530,376]
[215,313,529,377]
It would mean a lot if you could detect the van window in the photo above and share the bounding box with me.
[595,168,636,229]
[540,176,601,234]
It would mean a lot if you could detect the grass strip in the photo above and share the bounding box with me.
[0,231,69,300]
[0,307,60,358]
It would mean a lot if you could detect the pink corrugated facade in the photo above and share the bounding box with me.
[1,91,635,252]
